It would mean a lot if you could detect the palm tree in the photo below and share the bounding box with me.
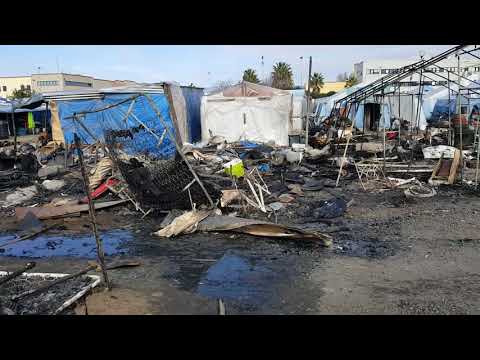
[271,62,294,90]
[242,69,260,83]
[309,72,324,96]
[345,73,359,88]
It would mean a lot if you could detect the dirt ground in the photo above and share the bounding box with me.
[1,177,479,315]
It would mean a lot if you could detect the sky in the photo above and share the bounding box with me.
[0,45,453,88]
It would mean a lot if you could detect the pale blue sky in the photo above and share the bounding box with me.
[0,45,452,87]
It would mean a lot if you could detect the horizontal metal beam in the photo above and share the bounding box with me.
[430,64,480,87]
[64,95,140,119]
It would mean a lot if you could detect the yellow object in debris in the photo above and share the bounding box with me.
[27,112,35,129]
[223,158,245,178]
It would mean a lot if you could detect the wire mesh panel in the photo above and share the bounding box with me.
[110,155,216,210]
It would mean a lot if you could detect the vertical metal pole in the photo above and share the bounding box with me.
[457,54,463,181]
[382,95,386,174]
[398,84,401,142]
[11,109,17,162]
[467,90,471,127]
[410,94,414,136]
[74,133,110,290]
[305,56,312,146]
[44,102,48,133]
[474,103,479,157]
[448,71,452,146]
[475,135,480,190]
[415,70,423,135]
[64,142,68,169]
[362,100,366,135]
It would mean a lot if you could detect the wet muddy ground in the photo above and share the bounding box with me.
[1,184,480,314]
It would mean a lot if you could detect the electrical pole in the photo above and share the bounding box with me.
[261,56,264,83]
[299,56,304,88]
[305,56,312,146]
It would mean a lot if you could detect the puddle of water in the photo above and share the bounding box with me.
[0,229,132,258]
[196,253,278,306]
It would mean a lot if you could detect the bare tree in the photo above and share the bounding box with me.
[209,80,236,94]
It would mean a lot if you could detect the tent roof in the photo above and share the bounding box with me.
[0,94,47,113]
[208,81,290,98]
[41,84,165,101]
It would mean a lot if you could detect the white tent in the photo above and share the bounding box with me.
[201,82,293,146]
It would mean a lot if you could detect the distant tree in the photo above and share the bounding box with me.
[336,72,349,82]
[271,62,294,90]
[315,90,336,98]
[210,80,236,93]
[8,87,34,100]
[309,72,324,97]
[242,69,260,83]
[345,73,359,88]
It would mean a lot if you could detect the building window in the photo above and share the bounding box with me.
[2,86,6,92]
[37,80,59,86]
[27,85,31,90]
[399,81,419,87]
[64,80,92,87]
[381,69,387,74]
[438,68,444,72]
[464,67,469,72]
[475,67,480,72]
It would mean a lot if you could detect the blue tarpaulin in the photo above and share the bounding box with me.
[430,99,457,121]
[56,93,177,159]
[429,97,480,122]
[181,87,203,143]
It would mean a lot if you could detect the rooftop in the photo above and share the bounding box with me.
[0,75,32,78]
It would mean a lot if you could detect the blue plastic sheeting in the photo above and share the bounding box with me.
[430,97,480,123]
[352,103,390,129]
[239,140,259,148]
[56,93,177,159]
[382,103,391,128]
[430,99,457,121]
[354,105,364,128]
[33,110,51,127]
[181,87,203,143]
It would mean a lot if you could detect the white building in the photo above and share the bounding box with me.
[0,73,137,98]
[354,56,480,87]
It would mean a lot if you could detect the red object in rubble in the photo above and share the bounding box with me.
[80,178,120,204]
[453,115,468,126]
[386,131,398,140]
